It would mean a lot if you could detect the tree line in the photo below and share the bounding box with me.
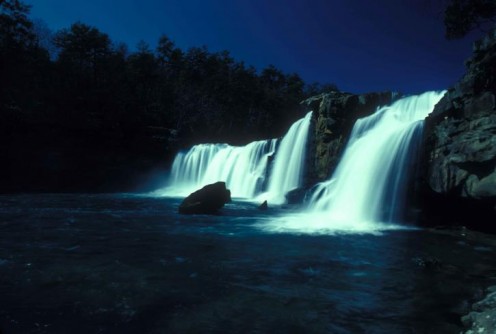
[0,0,340,149]
[2,0,492,146]
[1,0,492,192]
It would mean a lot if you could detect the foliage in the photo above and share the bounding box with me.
[0,0,34,48]
[1,0,339,150]
[444,0,496,39]
[0,0,49,122]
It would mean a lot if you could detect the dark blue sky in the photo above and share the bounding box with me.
[28,0,482,94]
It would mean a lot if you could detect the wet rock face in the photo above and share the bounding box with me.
[301,91,395,184]
[421,28,496,228]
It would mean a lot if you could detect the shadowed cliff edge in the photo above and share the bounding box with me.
[300,91,398,187]
[420,28,496,232]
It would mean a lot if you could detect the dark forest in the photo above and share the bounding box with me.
[0,0,339,192]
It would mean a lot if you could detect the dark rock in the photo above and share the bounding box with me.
[412,256,463,277]
[258,200,268,211]
[412,256,442,270]
[178,182,231,215]
[461,287,496,334]
[285,188,308,205]
[420,27,496,230]
[301,91,397,184]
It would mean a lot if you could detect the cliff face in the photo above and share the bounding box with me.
[301,91,395,185]
[421,29,496,229]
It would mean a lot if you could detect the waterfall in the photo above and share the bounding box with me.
[166,140,277,198]
[308,91,446,224]
[259,91,445,235]
[261,111,313,204]
[162,111,313,200]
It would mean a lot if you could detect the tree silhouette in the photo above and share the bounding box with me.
[444,0,496,39]
[1,0,341,191]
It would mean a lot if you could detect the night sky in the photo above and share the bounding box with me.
[28,0,483,94]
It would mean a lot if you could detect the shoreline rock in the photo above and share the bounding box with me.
[462,286,496,334]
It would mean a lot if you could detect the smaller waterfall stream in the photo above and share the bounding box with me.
[165,140,277,198]
[261,111,313,204]
[162,112,313,200]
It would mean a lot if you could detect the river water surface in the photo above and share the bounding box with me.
[0,194,495,333]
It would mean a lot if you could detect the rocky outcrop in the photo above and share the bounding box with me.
[285,187,308,205]
[178,182,231,214]
[461,286,496,334]
[301,91,397,184]
[421,28,496,229]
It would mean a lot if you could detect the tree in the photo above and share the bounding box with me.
[53,21,115,108]
[444,0,496,39]
[54,22,112,72]
[51,22,127,129]
[0,0,34,49]
[261,65,286,91]
[156,34,175,65]
[125,40,164,126]
[0,0,50,121]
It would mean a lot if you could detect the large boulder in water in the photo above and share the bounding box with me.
[179,182,231,214]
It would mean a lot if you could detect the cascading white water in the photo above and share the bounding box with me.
[165,139,277,198]
[161,111,313,200]
[261,111,313,204]
[169,144,223,190]
[307,91,445,224]
[260,91,446,235]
